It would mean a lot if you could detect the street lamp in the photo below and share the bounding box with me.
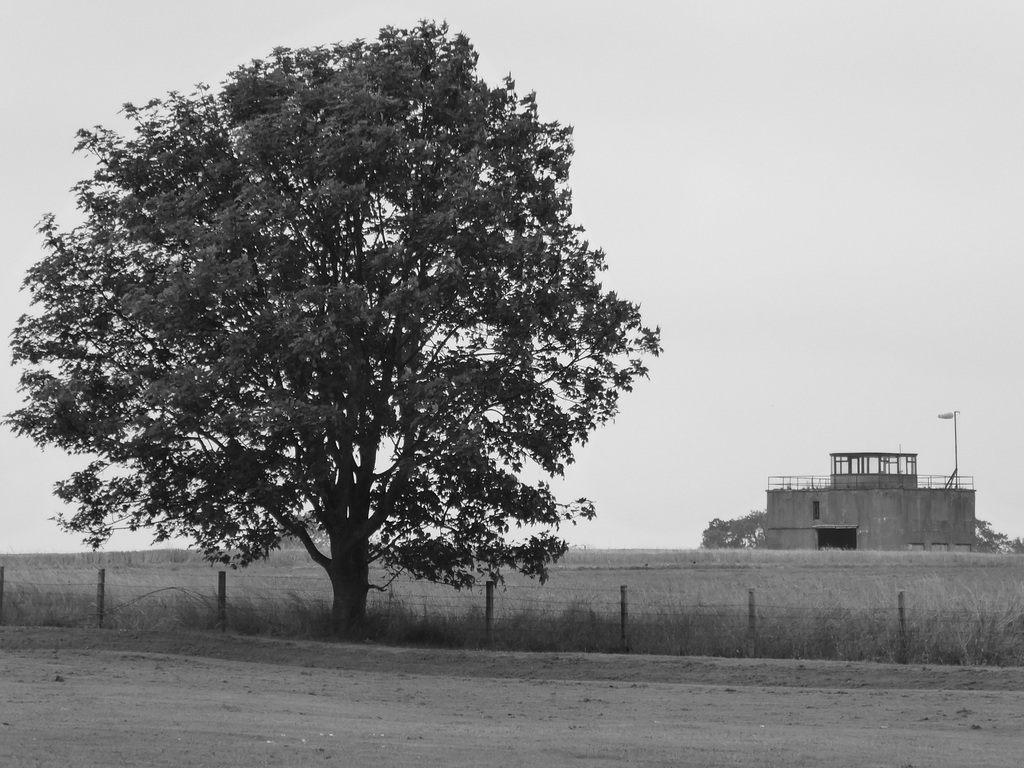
[938,411,959,489]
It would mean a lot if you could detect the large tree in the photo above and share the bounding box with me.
[8,23,659,632]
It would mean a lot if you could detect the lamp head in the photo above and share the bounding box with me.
[938,412,958,420]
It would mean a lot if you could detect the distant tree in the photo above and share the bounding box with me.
[700,510,766,549]
[975,520,1024,554]
[974,520,1008,553]
[6,22,660,634]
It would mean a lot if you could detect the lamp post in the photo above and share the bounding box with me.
[938,411,959,489]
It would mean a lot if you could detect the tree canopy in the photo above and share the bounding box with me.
[8,22,660,630]
[974,520,1024,554]
[700,510,767,549]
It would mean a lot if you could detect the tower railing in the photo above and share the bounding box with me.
[767,475,973,491]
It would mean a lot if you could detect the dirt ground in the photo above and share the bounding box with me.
[1,627,1022,767]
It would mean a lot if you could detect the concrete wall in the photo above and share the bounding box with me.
[765,488,976,550]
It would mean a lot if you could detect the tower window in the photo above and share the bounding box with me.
[812,500,820,521]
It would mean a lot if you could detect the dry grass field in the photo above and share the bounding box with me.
[2,550,1023,766]
[3,548,1024,665]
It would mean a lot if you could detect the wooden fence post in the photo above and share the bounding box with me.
[485,580,495,644]
[747,588,757,657]
[897,590,907,663]
[620,585,628,652]
[218,571,227,632]
[0,565,5,625]
[96,568,105,628]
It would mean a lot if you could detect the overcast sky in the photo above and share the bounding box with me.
[2,1,1022,553]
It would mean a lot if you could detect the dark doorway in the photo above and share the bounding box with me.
[816,527,857,550]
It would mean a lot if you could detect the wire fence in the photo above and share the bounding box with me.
[3,564,1024,666]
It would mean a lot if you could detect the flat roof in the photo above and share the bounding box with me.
[829,452,917,458]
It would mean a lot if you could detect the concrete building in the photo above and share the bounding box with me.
[765,451,975,551]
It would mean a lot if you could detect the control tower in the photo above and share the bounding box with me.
[765,451,976,550]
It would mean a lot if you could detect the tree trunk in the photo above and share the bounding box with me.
[325,541,371,637]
